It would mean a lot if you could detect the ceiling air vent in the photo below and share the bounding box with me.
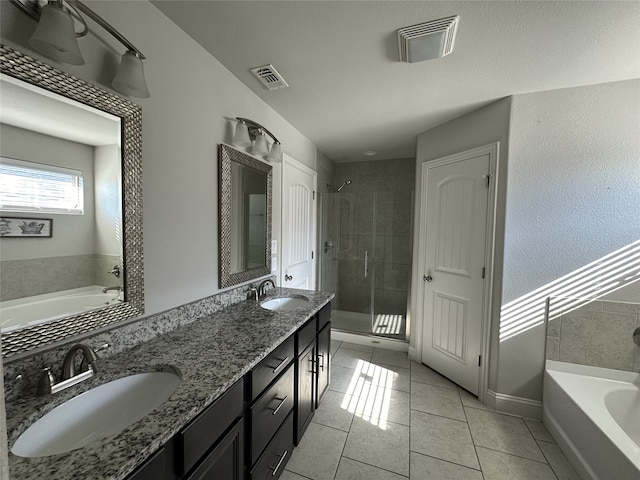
[397,15,459,63]
[250,64,289,90]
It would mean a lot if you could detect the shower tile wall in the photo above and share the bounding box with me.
[334,158,415,317]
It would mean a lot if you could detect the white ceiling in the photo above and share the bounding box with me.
[0,74,120,147]
[152,1,640,162]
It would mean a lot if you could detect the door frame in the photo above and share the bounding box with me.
[280,153,318,290]
[413,143,499,403]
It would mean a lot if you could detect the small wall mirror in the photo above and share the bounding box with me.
[219,144,272,288]
[0,45,144,358]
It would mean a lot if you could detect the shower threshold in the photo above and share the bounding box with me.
[331,309,407,342]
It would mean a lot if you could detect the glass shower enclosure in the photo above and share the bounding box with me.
[319,190,413,341]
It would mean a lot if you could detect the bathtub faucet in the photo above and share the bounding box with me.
[103,285,123,294]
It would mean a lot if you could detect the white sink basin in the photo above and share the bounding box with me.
[261,296,309,311]
[11,371,181,458]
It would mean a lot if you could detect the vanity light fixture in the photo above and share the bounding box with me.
[10,0,150,98]
[233,117,283,163]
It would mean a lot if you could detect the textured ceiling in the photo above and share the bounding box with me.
[153,1,640,162]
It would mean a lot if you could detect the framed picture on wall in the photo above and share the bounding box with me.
[0,216,53,238]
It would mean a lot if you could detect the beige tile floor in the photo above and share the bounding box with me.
[283,341,581,480]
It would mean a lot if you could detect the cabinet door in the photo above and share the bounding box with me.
[296,341,315,444]
[184,418,244,480]
[126,445,169,480]
[316,322,331,408]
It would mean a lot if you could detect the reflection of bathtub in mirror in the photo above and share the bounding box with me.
[0,286,123,332]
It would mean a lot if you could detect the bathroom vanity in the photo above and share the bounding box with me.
[5,288,333,480]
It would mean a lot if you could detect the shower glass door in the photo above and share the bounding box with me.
[320,189,412,341]
[333,191,376,335]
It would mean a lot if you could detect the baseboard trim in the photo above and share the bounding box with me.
[408,346,417,361]
[486,389,542,419]
[330,330,409,352]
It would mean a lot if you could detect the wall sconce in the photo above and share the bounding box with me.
[10,0,150,98]
[233,117,283,163]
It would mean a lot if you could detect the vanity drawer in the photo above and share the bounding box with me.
[296,318,315,354]
[178,379,244,476]
[249,364,295,464]
[317,303,331,332]
[249,412,294,480]
[250,335,294,400]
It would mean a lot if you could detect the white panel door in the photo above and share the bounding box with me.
[421,151,490,395]
[281,155,316,290]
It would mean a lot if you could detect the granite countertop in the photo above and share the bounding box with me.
[6,287,333,480]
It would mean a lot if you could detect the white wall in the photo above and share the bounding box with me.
[94,144,122,256]
[413,98,512,393]
[498,79,640,401]
[415,80,640,408]
[0,124,96,259]
[0,0,318,315]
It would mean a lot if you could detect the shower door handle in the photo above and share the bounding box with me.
[364,251,368,278]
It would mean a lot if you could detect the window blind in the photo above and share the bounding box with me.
[0,157,84,214]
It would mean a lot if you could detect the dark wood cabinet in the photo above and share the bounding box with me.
[249,364,294,464]
[296,339,315,444]
[184,418,244,480]
[316,322,331,408]
[249,413,294,480]
[177,380,244,477]
[126,443,175,480]
[126,303,332,480]
[248,336,294,401]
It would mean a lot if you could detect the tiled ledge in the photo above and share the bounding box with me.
[546,299,640,372]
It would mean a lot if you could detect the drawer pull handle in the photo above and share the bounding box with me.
[270,450,288,476]
[271,396,288,416]
[317,353,324,371]
[272,356,289,373]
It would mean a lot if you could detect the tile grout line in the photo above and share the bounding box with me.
[474,445,559,467]
[339,455,410,479]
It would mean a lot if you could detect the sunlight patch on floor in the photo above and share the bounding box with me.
[341,359,396,429]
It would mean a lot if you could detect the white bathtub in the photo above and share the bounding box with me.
[543,360,640,480]
[0,286,122,331]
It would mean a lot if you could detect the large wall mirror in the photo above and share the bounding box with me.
[0,45,143,359]
[219,144,272,288]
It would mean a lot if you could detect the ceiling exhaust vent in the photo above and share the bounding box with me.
[250,64,289,90]
[397,15,459,63]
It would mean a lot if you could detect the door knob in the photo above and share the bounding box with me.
[285,274,293,281]
[423,274,433,282]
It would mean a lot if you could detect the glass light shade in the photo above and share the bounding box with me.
[253,131,270,156]
[29,3,84,65]
[233,121,252,147]
[112,51,150,98]
[267,142,283,163]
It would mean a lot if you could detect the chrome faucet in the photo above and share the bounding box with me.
[258,279,276,297]
[63,343,99,379]
[37,343,100,395]
[103,285,123,294]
